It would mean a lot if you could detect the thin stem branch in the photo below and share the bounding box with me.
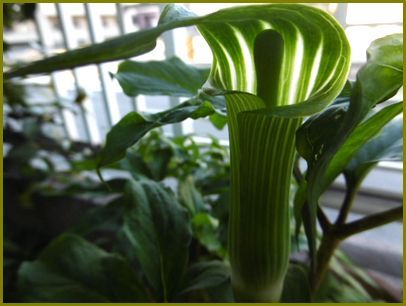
[317,206,331,233]
[335,184,357,225]
[336,206,403,239]
[335,174,362,225]
[312,206,402,296]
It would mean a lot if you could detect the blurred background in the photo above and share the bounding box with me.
[3,2,403,299]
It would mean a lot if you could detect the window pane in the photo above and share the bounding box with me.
[346,3,403,25]
[346,25,403,63]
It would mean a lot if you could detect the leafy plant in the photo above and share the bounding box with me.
[5,3,403,303]
[295,34,403,294]
[3,80,231,301]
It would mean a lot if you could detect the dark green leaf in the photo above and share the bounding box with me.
[120,180,192,301]
[281,263,311,302]
[325,102,403,189]
[114,57,209,97]
[206,280,234,302]
[347,115,402,168]
[296,103,347,165]
[98,98,215,168]
[179,260,230,295]
[17,234,149,302]
[361,34,403,106]
[5,19,178,78]
[68,197,126,237]
[4,238,29,302]
[118,149,153,180]
[343,113,402,187]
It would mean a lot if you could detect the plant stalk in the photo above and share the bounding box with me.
[335,185,357,225]
[335,173,365,225]
[336,206,402,239]
[312,232,341,295]
[312,206,403,296]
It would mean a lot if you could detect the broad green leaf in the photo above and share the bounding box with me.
[97,98,215,168]
[361,34,403,105]
[142,147,173,181]
[17,234,149,302]
[347,115,403,168]
[296,103,347,164]
[117,130,177,180]
[4,5,196,78]
[97,91,227,171]
[118,149,154,180]
[120,180,191,301]
[114,57,210,97]
[179,260,230,295]
[324,102,403,189]
[68,197,126,237]
[297,101,402,192]
[343,114,403,187]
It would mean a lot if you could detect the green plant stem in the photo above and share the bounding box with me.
[312,232,340,295]
[317,206,331,233]
[313,206,403,296]
[335,184,357,225]
[335,206,402,239]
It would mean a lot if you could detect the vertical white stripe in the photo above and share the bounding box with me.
[288,32,304,105]
[305,45,323,99]
[230,26,255,93]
